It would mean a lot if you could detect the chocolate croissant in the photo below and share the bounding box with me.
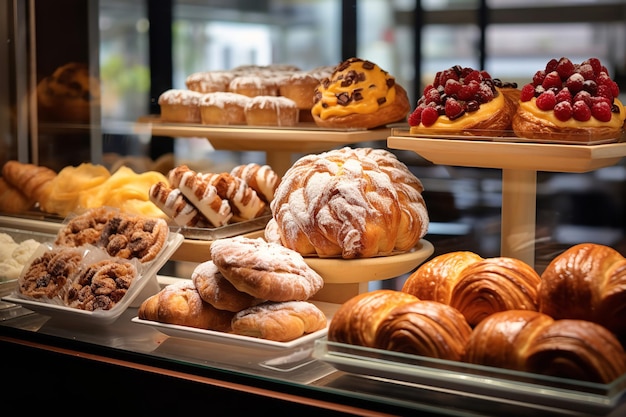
[464,310,626,383]
[539,243,626,342]
[402,251,541,326]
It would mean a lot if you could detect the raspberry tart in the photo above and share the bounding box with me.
[513,57,625,143]
[407,65,519,135]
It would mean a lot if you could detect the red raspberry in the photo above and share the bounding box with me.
[541,71,562,90]
[532,70,546,86]
[520,84,535,101]
[573,90,592,107]
[408,106,423,126]
[554,101,573,121]
[445,98,465,119]
[577,64,595,80]
[596,84,614,101]
[444,79,462,96]
[423,84,435,96]
[425,88,441,104]
[433,71,442,87]
[438,68,459,87]
[609,80,620,97]
[556,57,575,79]
[584,58,603,76]
[565,73,584,93]
[480,70,492,80]
[476,83,494,103]
[463,70,482,84]
[535,90,556,111]
[457,80,479,101]
[545,58,559,73]
[572,101,592,121]
[555,87,572,104]
[420,106,439,126]
[460,67,474,79]
[591,101,612,122]
[591,95,612,107]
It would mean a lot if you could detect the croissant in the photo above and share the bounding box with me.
[374,300,472,361]
[464,310,626,383]
[0,178,34,213]
[1,160,56,204]
[539,243,626,342]
[327,289,419,347]
[402,251,541,326]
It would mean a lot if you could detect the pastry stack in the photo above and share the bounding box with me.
[328,243,626,383]
[149,163,279,228]
[139,236,327,342]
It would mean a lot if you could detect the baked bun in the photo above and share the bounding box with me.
[408,65,518,135]
[138,280,234,331]
[199,92,250,125]
[402,251,541,326]
[244,96,299,127]
[513,57,626,143]
[192,260,262,312]
[229,75,278,97]
[279,71,320,110]
[374,300,472,361]
[185,71,234,93]
[539,243,626,342]
[158,89,203,123]
[231,300,327,342]
[464,310,626,383]
[311,57,410,129]
[328,289,419,347]
[209,236,324,302]
[36,62,100,123]
[270,147,429,258]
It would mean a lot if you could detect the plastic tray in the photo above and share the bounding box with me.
[313,339,626,416]
[178,214,271,241]
[3,232,184,325]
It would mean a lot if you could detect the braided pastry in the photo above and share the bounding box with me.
[464,310,626,383]
[230,163,280,204]
[539,243,626,342]
[402,251,541,326]
[270,147,429,259]
[149,181,210,228]
[168,165,233,227]
[201,172,266,221]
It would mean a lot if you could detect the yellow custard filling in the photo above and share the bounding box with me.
[409,90,505,133]
[312,61,397,119]
[519,97,625,129]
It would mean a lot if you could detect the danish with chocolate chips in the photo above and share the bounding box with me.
[311,57,410,129]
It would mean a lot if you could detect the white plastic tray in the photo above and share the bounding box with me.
[3,232,184,325]
[132,317,328,349]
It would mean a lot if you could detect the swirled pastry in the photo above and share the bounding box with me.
[539,242,626,342]
[464,310,626,383]
[201,172,266,221]
[149,181,210,228]
[402,251,541,326]
[328,289,420,347]
[270,147,428,259]
[210,236,324,302]
[408,65,518,135]
[19,247,84,300]
[230,163,280,204]
[311,57,410,129]
[374,300,472,361]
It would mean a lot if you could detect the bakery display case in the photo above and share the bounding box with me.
[2,1,626,416]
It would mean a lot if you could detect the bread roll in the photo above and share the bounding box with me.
[1,160,56,205]
[138,280,234,331]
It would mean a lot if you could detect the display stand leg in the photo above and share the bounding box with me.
[500,169,537,267]
[311,282,369,304]
[266,151,294,176]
